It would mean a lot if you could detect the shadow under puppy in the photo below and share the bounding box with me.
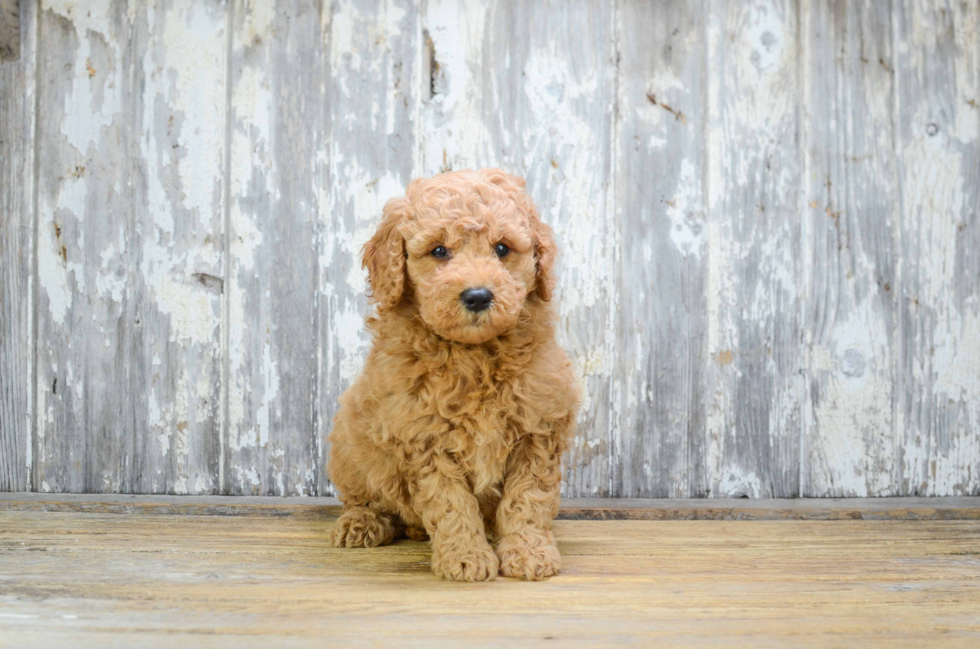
[328,168,581,581]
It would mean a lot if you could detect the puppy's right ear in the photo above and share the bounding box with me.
[362,197,408,312]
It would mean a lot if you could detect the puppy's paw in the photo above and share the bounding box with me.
[496,532,561,581]
[329,508,398,548]
[405,526,430,542]
[432,539,499,582]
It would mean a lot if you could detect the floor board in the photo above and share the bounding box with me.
[1,508,978,646]
[2,493,979,520]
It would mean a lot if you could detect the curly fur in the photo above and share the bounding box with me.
[327,168,581,581]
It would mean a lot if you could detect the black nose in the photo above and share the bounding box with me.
[460,287,493,313]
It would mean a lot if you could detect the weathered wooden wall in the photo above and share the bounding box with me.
[0,0,977,498]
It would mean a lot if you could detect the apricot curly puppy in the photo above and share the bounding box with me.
[327,168,581,582]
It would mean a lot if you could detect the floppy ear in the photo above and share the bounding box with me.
[530,212,557,301]
[362,197,408,312]
[480,169,558,302]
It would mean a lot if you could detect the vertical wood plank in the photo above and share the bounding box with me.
[225,0,326,495]
[135,0,227,495]
[317,0,421,495]
[701,0,803,497]
[420,0,617,497]
[615,1,707,497]
[894,0,980,496]
[802,1,900,496]
[35,0,226,493]
[0,0,36,491]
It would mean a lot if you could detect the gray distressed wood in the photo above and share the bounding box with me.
[700,0,804,497]
[316,0,422,496]
[34,0,225,493]
[224,0,326,496]
[893,0,980,496]
[4,492,980,521]
[420,0,617,496]
[615,1,706,498]
[0,0,34,491]
[3,0,979,498]
[802,1,900,497]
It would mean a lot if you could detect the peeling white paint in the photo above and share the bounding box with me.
[193,475,209,493]
[38,233,74,327]
[719,468,764,499]
[255,342,279,448]
[665,159,703,258]
[19,0,980,500]
[48,0,122,156]
[163,2,227,229]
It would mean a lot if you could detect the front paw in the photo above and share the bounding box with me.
[496,532,561,580]
[432,538,499,582]
[329,508,398,548]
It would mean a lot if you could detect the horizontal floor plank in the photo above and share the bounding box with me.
[0,494,979,520]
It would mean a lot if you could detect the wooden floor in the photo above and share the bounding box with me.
[1,498,979,647]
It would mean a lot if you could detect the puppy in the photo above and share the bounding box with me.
[327,168,581,581]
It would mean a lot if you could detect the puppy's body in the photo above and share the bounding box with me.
[328,169,580,581]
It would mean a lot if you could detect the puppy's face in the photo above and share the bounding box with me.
[404,211,536,344]
[363,169,556,344]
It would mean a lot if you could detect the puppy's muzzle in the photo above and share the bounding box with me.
[460,287,493,313]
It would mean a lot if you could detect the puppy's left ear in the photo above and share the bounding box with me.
[530,211,557,302]
[480,168,558,302]
[362,197,409,312]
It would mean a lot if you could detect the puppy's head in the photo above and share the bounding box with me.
[362,168,556,344]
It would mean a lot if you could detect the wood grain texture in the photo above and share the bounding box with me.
[34,0,226,493]
[224,0,326,496]
[1,510,979,646]
[420,0,617,496]
[0,0,34,491]
[803,1,901,496]
[615,1,706,498]
[2,493,979,521]
[893,0,980,496]
[701,0,804,497]
[3,0,979,498]
[316,0,421,496]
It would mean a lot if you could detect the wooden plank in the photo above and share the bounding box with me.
[0,0,35,491]
[802,1,900,496]
[893,0,980,496]
[0,493,345,518]
[557,496,980,521]
[34,0,226,493]
[316,0,421,495]
[701,0,804,498]
[224,0,327,496]
[615,1,706,497]
[1,511,979,646]
[420,0,616,497]
[2,493,979,521]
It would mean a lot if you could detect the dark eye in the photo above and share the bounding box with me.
[431,246,448,258]
[494,243,510,258]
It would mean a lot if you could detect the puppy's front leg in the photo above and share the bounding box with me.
[495,433,564,580]
[413,453,499,582]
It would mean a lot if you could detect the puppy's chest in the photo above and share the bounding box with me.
[424,364,521,428]
[424,366,524,486]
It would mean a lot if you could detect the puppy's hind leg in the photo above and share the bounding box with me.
[403,525,429,542]
[329,503,403,548]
